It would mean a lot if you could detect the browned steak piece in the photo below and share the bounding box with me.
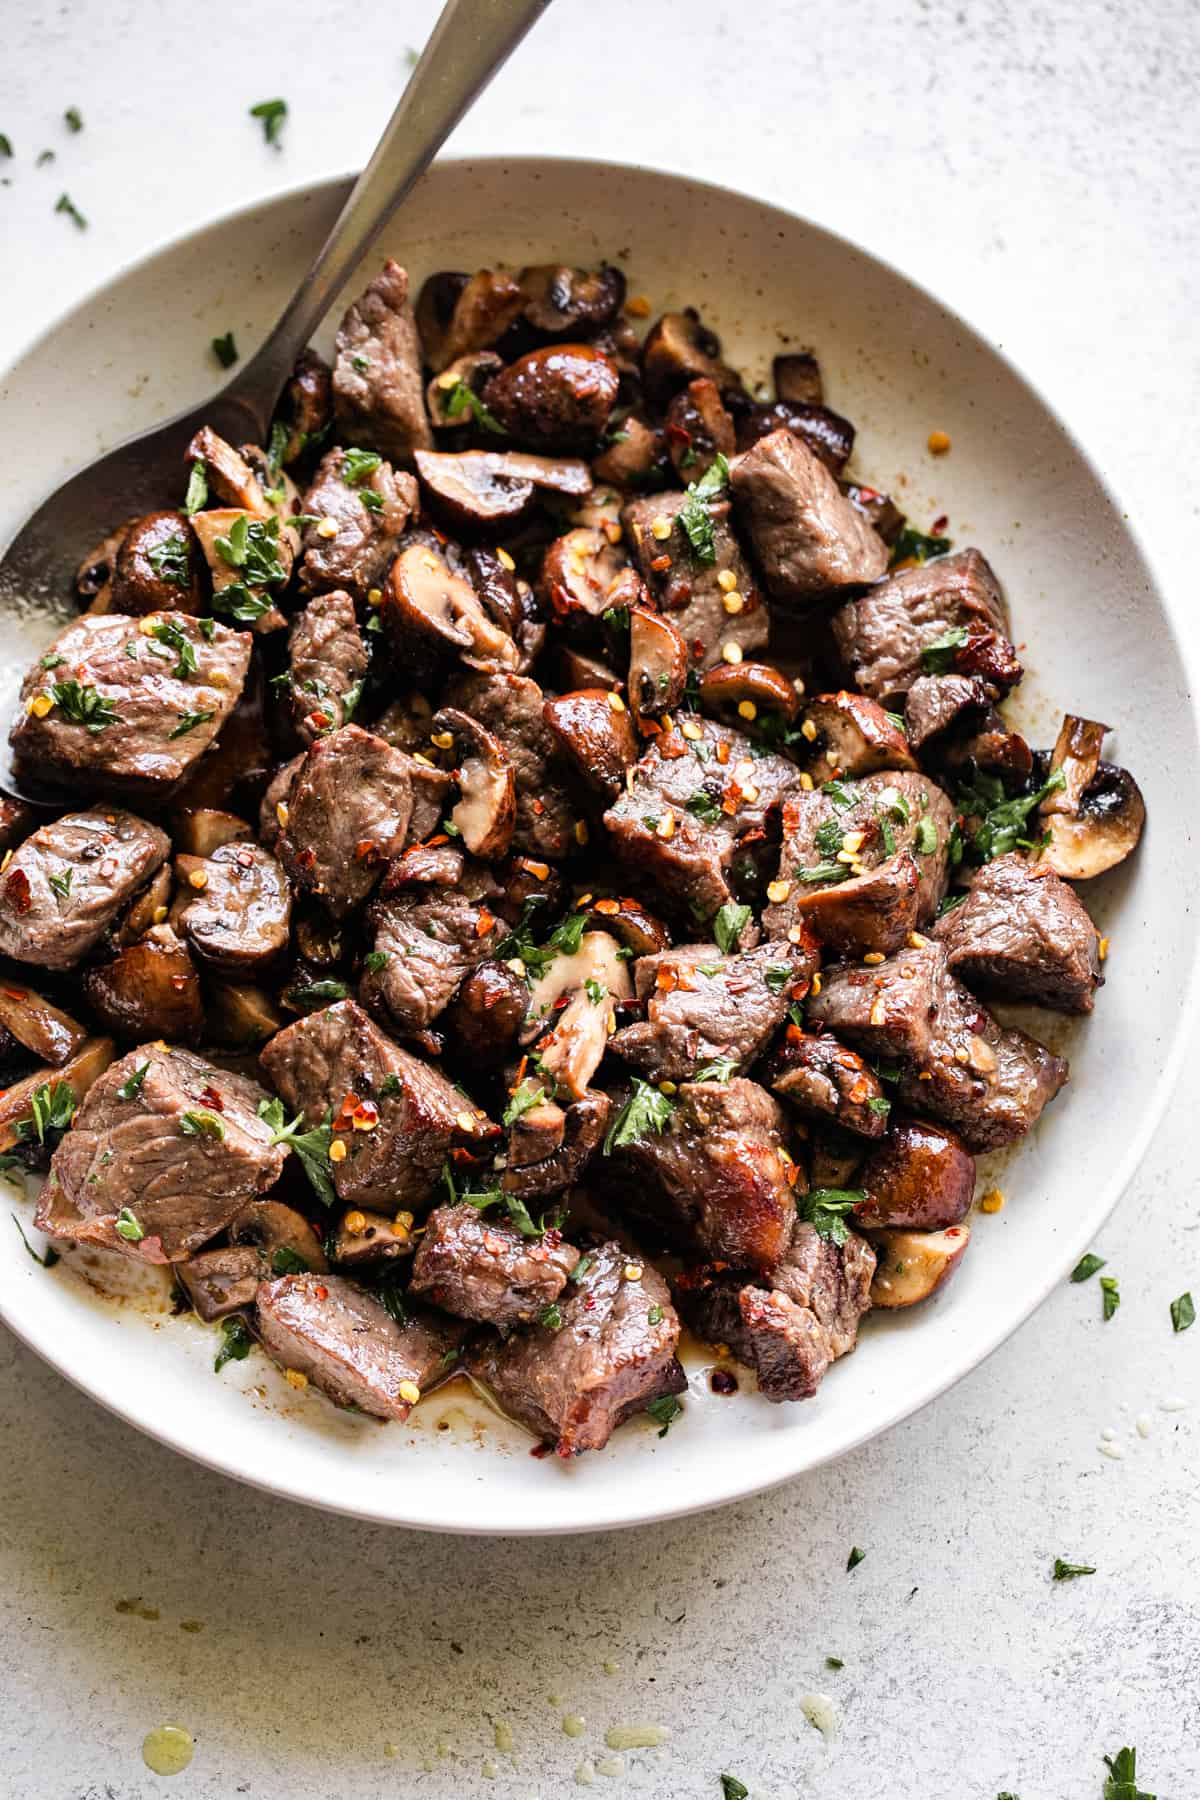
[409,1202,580,1327]
[0,808,169,970]
[676,1221,875,1401]
[259,998,496,1211]
[763,771,955,956]
[287,591,369,743]
[934,852,1102,1014]
[297,447,418,602]
[331,260,434,463]
[361,854,503,1033]
[763,1030,889,1137]
[829,549,1017,707]
[10,613,251,800]
[603,715,800,922]
[610,938,817,1082]
[171,841,291,975]
[729,428,888,600]
[622,488,770,672]
[276,725,414,917]
[256,1272,462,1419]
[443,670,578,860]
[35,1044,285,1263]
[465,1240,686,1455]
[604,1076,797,1271]
[806,937,1068,1150]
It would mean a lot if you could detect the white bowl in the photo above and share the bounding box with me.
[0,157,1195,1534]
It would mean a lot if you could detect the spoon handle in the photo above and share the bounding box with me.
[225,0,553,433]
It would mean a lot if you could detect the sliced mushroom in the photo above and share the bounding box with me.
[239,445,304,556]
[0,977,88,1067]
[1034,742,1146,880]
[735,401,855,474]
[442,959,529,1066]
[555,643,624,693]
[75,519,132,613]
[412,450,530,532]
[801,691,916,776]
[189,507,289,633]
[664,377,736,481]
[542,688,638,802]
[867,1223,971,1308]
[186,425,267,514]
[640,309,745,408]
[841,481,905,546]
[386,540,520,673]
[117,864,173,945]
[82,926,204,1043]
[461,545,523,637]
[522,928,634,1100]
[1041,714,1109,816]
[432,706,517,859]
[491,853,565,928]
[628,605,688,724]
[231,1198,329,1275]
[205,980,285,1045]
[592,413,667,488]
[481,345,619,452]
[773,351,823,406]
[699,661,803,726]
[110,511,205,616]
[0,1037,115,1155]
[426,351,505,428]
[507,1093,566,1167]
[578,895,670,957]
[171,809,254,858]
[176,1246,264,1322]
[415,267,525,372]
[277,347,332,464]
[502,1090,611,1198]
[854,1120,975,1231]
[328,1208,414,1268]
[540,526,628,620]
[519,263,626,337]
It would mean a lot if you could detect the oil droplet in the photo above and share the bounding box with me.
[141,1725,194,1776]
[799,1692,840,1740]
[604,1724,669,1751]
[602,1659,620,1676]
[493,1720,514,1753]
[563,1714,587,1737]
[596,1754,625,1777]
[575,1761,596,1786]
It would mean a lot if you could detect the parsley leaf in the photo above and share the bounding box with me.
[503,1078,546,1128]
[713,901,751,954]
[461,1185,544,1240]
[1099,1275,1120,1320]
[364,950,390,973]
[55,191,87,229]
[47,868,72,902]
[914,816,939,855]
[686,790,724,827]
[822,779,857,810]
[603,1078,675,1155]
[955,765,1066,863]
[114,1206,144,1242]
[283,977,351,1012]
[645,1394,682,1437]
[647,1304,664,1326]
[1071,1252,1106,1283]
[693,1056,738,1083]
[920,625,969,674]
[258,1097,336,1206]
[271,1246,310,1276]
[1052,1558,1096,1581]
[763,965,792,994]
[443,378,505,436]
[341,447,382,488]
[117,1061,149,1101]
[889,523,951,568]
[720,1780,748,1800]
[814,817,845,858]
[798,1188,863,1247]
[676,453,730,564]
[797,860,850,885]
[150,616,198,676]
[538,1302,564,1331]
[48,679,121,732]
[179,1109,225,1141]
[146,533,192,590]
[585,977,607,1005]
[64,106,83,132]
[11,1214,59,1268]
[15,1080,76,1149]
[249,97,287,146]
[214,1314,253,1372]
[169,709,215,740]
[211,331,239,369]
[846,1545,866,1571]
[183,459,208,515]
[1102,1746,1154,1800]
[1170,1291,1195,1333]
[213,511,287,587]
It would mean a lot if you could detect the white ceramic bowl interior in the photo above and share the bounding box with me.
[0,157,1195,1533]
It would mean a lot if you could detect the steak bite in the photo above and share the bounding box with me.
[806,937,1068,1150]
[297,447,418,603]
[675,1220,875,1402]
[259,998,497,1212]
[729,428,888,600]
[276,725,414,918]
[171,840,291,975]
[934,852,1102,1013]
[605,1076,797,1271]
[465,1239,687,1455]
[829,548,1017,707]
[0,808,169,971]
[256,1272,463,1420]
[621,489,770,671]
[443,671,578,861]
[35,1044,286,1263]
[409,1202,580,1327]
[360,852,504,1034]
[332,259,434,462]
[763,1030,890,1137]
[763,771,955,957]
[286,591,369,744]
[603,715,800,922]
[10,613,251,800]
[610,938,818,1083]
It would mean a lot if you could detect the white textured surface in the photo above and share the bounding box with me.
[1,2,1198,1797]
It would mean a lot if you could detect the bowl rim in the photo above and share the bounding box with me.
[2,152,1198,1534]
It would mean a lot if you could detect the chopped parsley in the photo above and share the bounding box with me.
[11,1214,59,1268]
[1099,1275,1120,1321]
[823,779,857,810]
[283,977,352,1011]
[150,616,197,676]
[913,816,939,855]
[169,709,215,739]
[211,331,239,369]
[213,511,287,588]
[179,1109,225,1141]
[676,453,730,564]
[503,1078,546,1128]
[814,817,845,858]
[799,1188,863,1247]
[364,950,391,973]
[846,1545,866,1571]
[686,790,724,827]
[270,1246,310,1276]
[693,1056,738,1084]
[214,1315,253,1372]
[1070,1252,1106,1283]
[184,459,209,515]
[0,135,11,158]
[797,860,849,885]
[603,1078,675,1155]
[713,900,751,954]
[538,1302,564,1331]
[584,977,607,1005]
[249,97,288,146]
[48,679,121,732]
[875,785,910,821]
[648,1304,664,1326]
[1102,1746,1154,1800]
[443,378,505,435]
[889,523,951,567]
[920,625,969,673]
[645,1394,682,1437]
[570,1253,593,1284]
[1052,1558,1096,1581]
[954,765,1066,862]
[825,1656,845,1671]
[866,1094,891,1117]
[341,447,382,488]
[146,534,192,591]
[40,653,65,670]
[1170,1291,1195,1333]
[117,1061,150,1101]
[720,1780,748,1800]
[114,1206,144,1242]
[495,904,588,984]
[763,964,792,994]
[64,107,83,132]
[259,1097,335,1206]
[47,868,73,901]
[461,1184,545,1240]
[55,191,87,229]
[15,1080,76,1149]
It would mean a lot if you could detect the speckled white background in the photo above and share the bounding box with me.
[2,2,1198,1796]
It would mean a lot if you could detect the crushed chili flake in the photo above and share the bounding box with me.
[313,1284,329,1301]
[354,839,382,863]
[655,965,679,993]
[716,741,731,765]
[710,1367,739,1395]
[594,897,619,915]
[6,869,32,913]
[530,798,545,816]
[932,513,949,534]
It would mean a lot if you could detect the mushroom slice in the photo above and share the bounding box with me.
[75,519,132,613]
[387,541,519,672]
[540,527,628,621]
[854,1120,975,1232]
[507,1093,567,1167]
[230,1198,329,1276]
[416,267,525,372]
[171,809,254,858]
[640,309,745,408]
[1035,757,1146,879]
[189,507,290,632]
[412,449,532,531]
[502,1090,611,1198]
[542,688,638,803]
[1041,713,1110,816]
[800,691,916,776]
[443,959,529,1067]
[867,1223,971,1308]
[176,1246,264,1322]
[82,926,204,1045]
[664,377,737,481]
[491,854,565,928]
[205,981,285,1046]
[699,661,803,726]
[0,1037,116,1155]
[117,864,174,945]
[519,263,626,336]
[426,351,505,428]
[277,347,332,464]
[0,977,88,1067]
[555,643,624,693]
[521,928,634,1100]
[186,425,267,515]
[628,606,689,725]
[328,1208,414,1268]
[432,705,516,859]
[773,351,824,406]
[579,895,670,957]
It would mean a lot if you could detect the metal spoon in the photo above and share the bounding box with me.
[0,0,551,694]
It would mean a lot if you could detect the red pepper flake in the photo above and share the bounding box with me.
[530,799,545,816]
[4,869,31,914]
[583,1295,596,1310]
[352,1099,380,1130]
[475,907,495,938]
[313,1284,329,1301]
[199,1085,225,1111]
[449,1145,475,1165]
[307,711,332,732]
[715,741,731,766]
[483,1231,507,1255]
[848,1077,869,1103]
[594,898,619,916]
[857,485,881,502]
[710,1367,739,1396]
[296,847,317,871]
[785,1022,805,1044]
[542,1227,562,1249]
[655,965,679,993]
[530,1441,553,1459]
[691,640,706,661]
[785,1162,801,1187]
[354,839,381,864]
[234,847,255,868]
[649,553,672,573]
[932,513,949,534]
[425,834,450,848]
[553,993,570,1010]
[170,976,189,992]
[3,987,27,1001]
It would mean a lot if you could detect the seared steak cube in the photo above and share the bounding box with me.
[35,1044,286,1262]
[10,613,251,800]
[807,937,1068,1150]
[276,725,415,917]
[287,591,369,743]
[409,1202,580,1327]
[621,489,769,670]
[332,260,434,464]
[172,840,291,974]
[256,1272,462,1420]
[763,771,955,956]
[763,1030,889,1137]
[465,1239,686,1455]
[444,671,578,860]
[259,998,496,1211]
[603,715,800,921]
[729,428,888,599]
[676,1220,875,1401]
[934,852,1102,1013]
[297,447,418,603]
[610,938,817,1082]
[605,1076,797,1270]
[829,548,1017,707]
[0,808,169,971]
[361,856,504,1033]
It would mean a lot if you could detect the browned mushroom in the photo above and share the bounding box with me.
[521,929,634,1100]
[277,347,332,464]
[442,959,529,1066]
[628,605,688,724]
[868,1223,971,1308]
[800,691,916,776]
[664,377,736,481]
[231,1199,329,1275]
[74,519,132,612]
[502,1090,611,1198]
[415,268,525,372]
[854,1120,976,1231]
[506,1092,566,1167]
[205,980,285,1045]
[186,426,267,514]
[294,901,347,968]
[432,706,516,859]
[460,545,522,637]
[0,1037,116,1155]
[735,401,855,474]
[773,351,823,406]
[481,344,619,451]
[542,688,638,802]
[117,864,173,945]
[592,413,668,488]
[1034,720,1146,880]
[554,643,624,693]
[110,511,205,616]
[170,809,254,858]
[412,447,590,533]
[82,926,204,1043]
[539,526,628,620]
[640,309,745,408]
[328,1208,414,1268]
[176,1247,264,1321]
[841,481,905,545]
[426,350,506,428]
[578,894,670,957]
[386,540,519,673]
[0,978,88,1067]
[491,853,565,928]
[519,263,626,336]
[189,507,289,633]
[698,661,803,726]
